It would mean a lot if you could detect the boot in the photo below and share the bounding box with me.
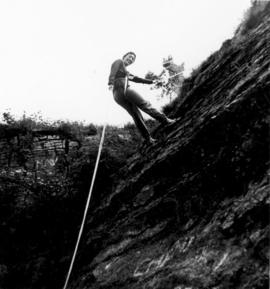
[143,136,157,145]
[165,117,177,125]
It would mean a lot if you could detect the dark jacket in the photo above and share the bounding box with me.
[108,59,153,89]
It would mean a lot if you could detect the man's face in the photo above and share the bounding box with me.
[123,54,135,66]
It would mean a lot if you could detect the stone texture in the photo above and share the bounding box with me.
[69,8,270,289]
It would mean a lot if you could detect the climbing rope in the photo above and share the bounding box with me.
[167,71,183,80]
[63,124,106,289]
[62,69,181,289]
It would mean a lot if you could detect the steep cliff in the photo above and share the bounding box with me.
[68,5,270,289]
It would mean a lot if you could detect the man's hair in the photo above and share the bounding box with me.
[122,51,136,60]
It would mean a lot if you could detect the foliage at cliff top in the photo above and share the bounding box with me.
[0,111,97,141]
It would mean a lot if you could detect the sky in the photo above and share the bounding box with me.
[0,0,252,126]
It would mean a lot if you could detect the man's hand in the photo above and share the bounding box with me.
[108,85,113,91]
[153,79,163,86]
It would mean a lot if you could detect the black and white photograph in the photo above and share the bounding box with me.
[0,0,269,288]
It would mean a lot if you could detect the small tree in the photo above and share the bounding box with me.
[145,55,184,101]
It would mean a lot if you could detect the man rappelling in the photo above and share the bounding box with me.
[108,52,175,144]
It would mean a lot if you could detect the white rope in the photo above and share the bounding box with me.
[167,71,183,80]
[124,76,128,95]
[63,124,107,289]
[62,68,180,289]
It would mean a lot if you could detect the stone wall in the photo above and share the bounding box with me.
[0,129,81,171]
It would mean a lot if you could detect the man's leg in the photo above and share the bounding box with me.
[113,88,152,140]
[125,88,172,124]
[127,104,153,141]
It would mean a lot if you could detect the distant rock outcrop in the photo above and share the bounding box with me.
[0,126,95,172]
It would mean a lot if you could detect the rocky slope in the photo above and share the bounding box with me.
[68,5,270,289]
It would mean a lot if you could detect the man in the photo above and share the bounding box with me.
[108,52,175,144]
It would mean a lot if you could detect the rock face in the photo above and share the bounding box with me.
[68,6,270,289]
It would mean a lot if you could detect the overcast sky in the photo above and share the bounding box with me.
[0,0,251,125]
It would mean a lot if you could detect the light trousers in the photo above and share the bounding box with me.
[113,87,168,140]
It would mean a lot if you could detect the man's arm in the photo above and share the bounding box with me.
[108,59,122,86]
[128,74,153,84]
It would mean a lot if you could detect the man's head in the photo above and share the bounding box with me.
[123,52,136,66]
